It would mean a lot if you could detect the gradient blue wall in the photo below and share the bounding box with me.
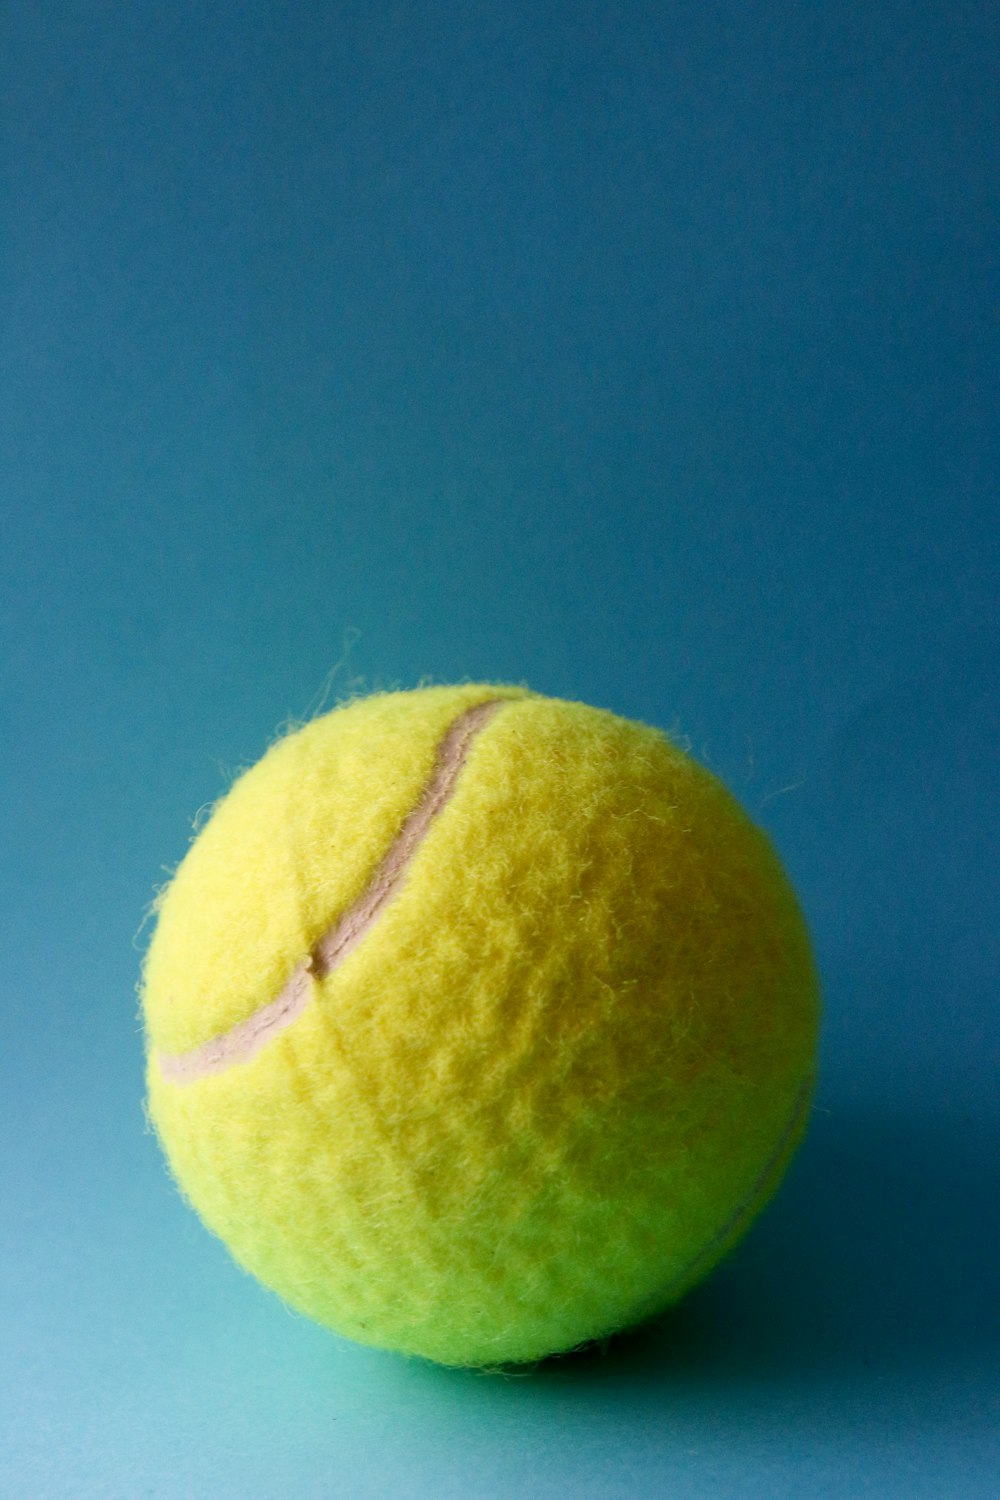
[2,3,997,1496]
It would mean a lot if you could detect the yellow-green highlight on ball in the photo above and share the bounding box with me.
[141,683,820,1368]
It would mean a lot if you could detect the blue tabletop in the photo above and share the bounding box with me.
[2,3,997,1496]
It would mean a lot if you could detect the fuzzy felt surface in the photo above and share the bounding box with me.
[143,684,820,1368]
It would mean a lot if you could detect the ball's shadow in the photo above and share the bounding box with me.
[514,1108,999,1385]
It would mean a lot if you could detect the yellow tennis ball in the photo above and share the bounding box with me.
[141,684,819,1368]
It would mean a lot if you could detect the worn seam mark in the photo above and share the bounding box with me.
[658,1072,813,1303]
[156,698,505,1084]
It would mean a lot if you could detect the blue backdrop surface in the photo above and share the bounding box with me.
[1,3,997,1496]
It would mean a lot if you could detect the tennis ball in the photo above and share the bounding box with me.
[142,684,819,1368]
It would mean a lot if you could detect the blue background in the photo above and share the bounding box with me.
[2,3,998,1496]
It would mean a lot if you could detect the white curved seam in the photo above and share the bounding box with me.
[155,697,505,1084]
